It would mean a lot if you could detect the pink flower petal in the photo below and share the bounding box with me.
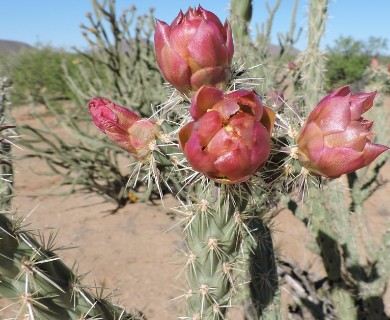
[89,102,118,133]
[170,10,184,27]
[183,132,218,175]
[260,106,276,134]
[251,122,272,171]
[187,19,228,67]
[224,21,234,64]
[154,19,171,52]
[316,146,363,178]
[226,90,263,120]
[192,110,223,146]
[169,16,198,59]
[206,122,240,158]
[189,66,227,91]
[190,86,224,120]
[349,91,376,120]
[112,106,141,131]
[105,131,135,154]
[361,143,389,166]
[227,112,255,148]
[197,5,225,34]
[159,44,191,92]
[88,98,139,134]
[328,85,351,98]
[324,120,371,151]
[178,121,195,149]
[297,122,325,164]
[213,147,252,183]
[212,97,240,120]
[309,91,351,134]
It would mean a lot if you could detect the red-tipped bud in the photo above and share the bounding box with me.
[297,86,388,178]
[154,5,234,95]
[370,58,379,69]
[179,86,275,184]
[88,98,161,161]
[288,61,297,71]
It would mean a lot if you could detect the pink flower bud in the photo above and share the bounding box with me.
[154,5,234,95]
[370,58,379,69]
[288,61,297,71]
[297,86,388,178]
[179,86,275,184]
[88,98,161,161]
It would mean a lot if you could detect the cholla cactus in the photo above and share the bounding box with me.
[4,0,388,319]
[0,79,148,319]
[0,211,146,320]
[0,77,15,207]
[87,4,388,319]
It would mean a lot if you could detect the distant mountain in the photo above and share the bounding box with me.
[268,43,300,56]
[0,40,34,54]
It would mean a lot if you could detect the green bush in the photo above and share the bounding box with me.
[326,53,370,88]
[0,45,80,105]
[325,36,371,89]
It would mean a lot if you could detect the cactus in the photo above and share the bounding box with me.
[230,0,253,42]
[0,77,146,319]
[297,0,328,110]
[229,0,302,95]
[279,0,390,318]
[0,77,15,208]
[0,211,145,320]
[1,0,389,319]
[173,181,279,319]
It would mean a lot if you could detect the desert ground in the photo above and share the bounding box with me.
[0,100,389,319]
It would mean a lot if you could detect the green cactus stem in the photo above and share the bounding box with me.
[174,178,280,319]
[298,0,328,111]
[0,77,14,208]
[230,0,253,42]
[0,211,144,320]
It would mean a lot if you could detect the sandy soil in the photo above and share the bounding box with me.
[0,102,389,319]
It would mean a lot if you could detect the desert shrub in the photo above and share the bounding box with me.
[17,0,168,211]
[326,53,370,89]
[325,36,389,90]
[64,2,165,117]
[0,45,80,105]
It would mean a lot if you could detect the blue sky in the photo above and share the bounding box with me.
[0,0,389,54]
